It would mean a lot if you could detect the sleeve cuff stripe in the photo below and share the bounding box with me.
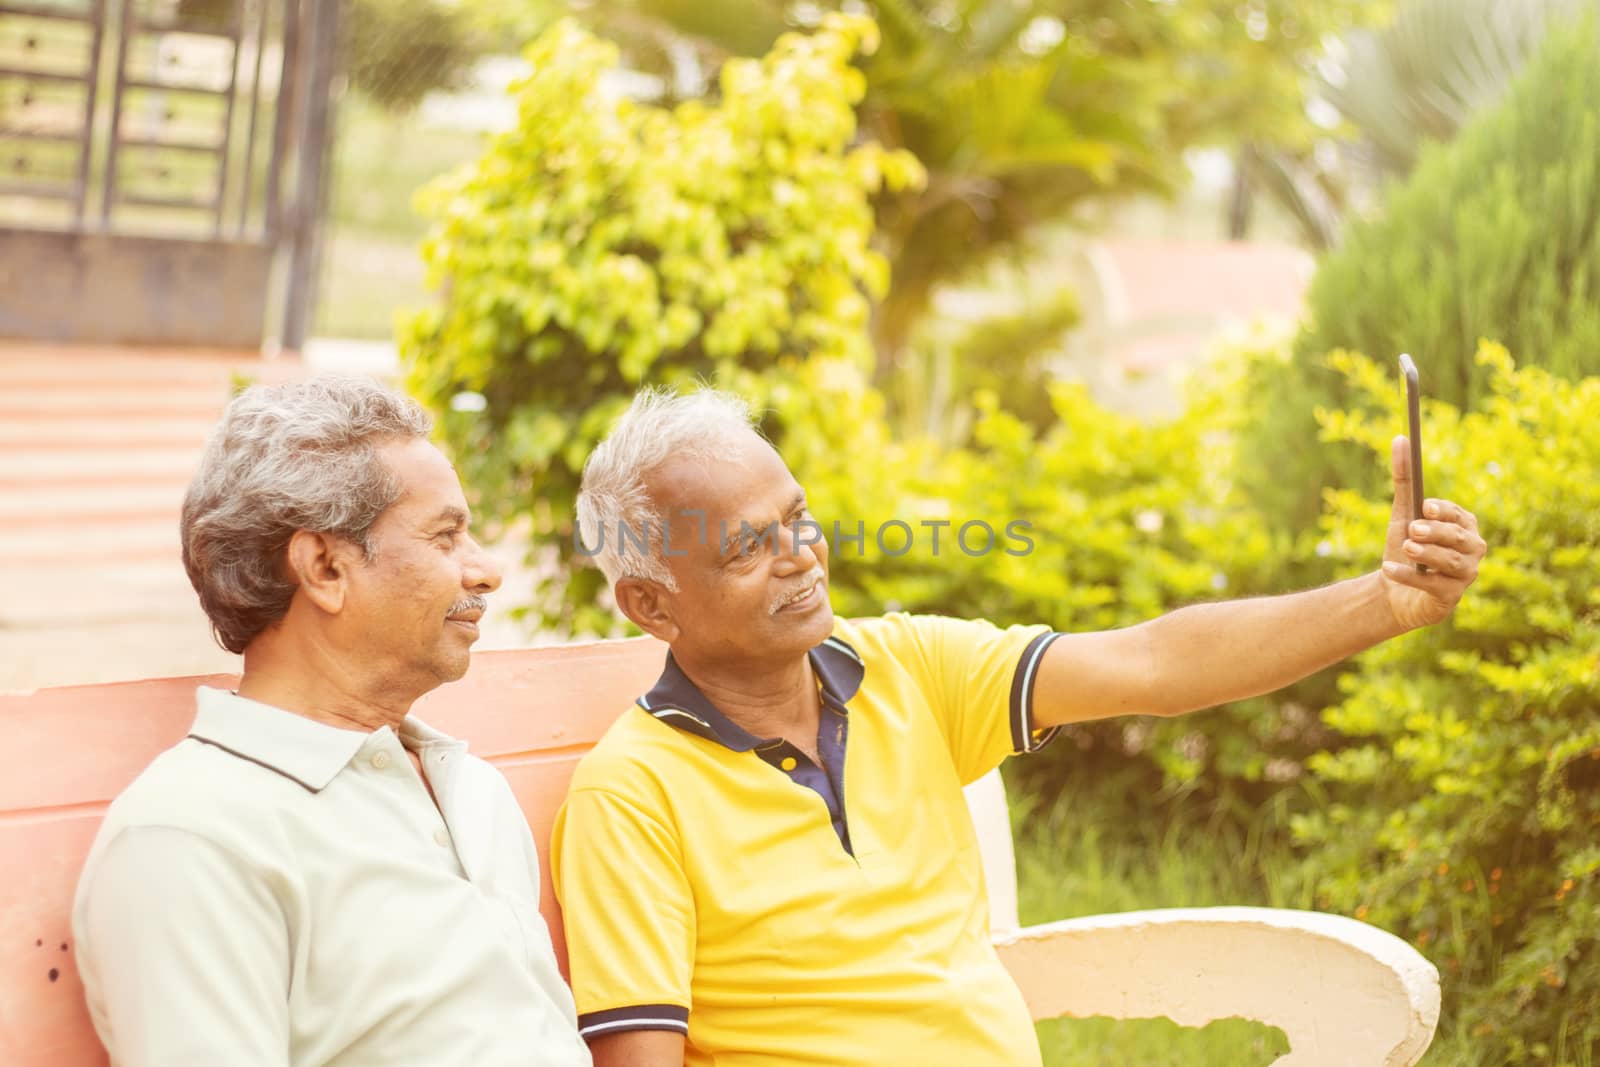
[1011,631,1064,754]
[578,1004,689,1038]
[580,1017,690,1038]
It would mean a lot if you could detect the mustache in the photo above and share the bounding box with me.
[768,567,825,615]
[447,594,488,618]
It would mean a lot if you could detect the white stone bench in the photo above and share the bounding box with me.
[966,771,1440,1065]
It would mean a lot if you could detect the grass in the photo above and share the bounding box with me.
[315,96,488,340]
[1010,779,1295,1065]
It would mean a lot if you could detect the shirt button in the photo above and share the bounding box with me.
[433,828,451,847]
[780,756,797,771]
[370,751,392,770]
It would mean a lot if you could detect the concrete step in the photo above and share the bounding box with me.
[0,385,233,415]
[0,482,185,523]
[0,345,300,384]
[0,447,198,485]
[0,517,178,564]
[0,557,198,628]
[0,414,217,448]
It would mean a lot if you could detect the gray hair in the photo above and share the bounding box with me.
[181,376,433,653]
[577,387,761,590]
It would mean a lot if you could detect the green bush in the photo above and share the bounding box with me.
[400,15,923,633]
[1242,16,1600,530]
[1286,343,1600,1063]
[792,327,1345,812]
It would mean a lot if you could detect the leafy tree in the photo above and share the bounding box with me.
[400,15,922,633]
[1241,15,1600,530]
[528,0,1393,379]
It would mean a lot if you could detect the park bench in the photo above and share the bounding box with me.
[1,637,1440,1065]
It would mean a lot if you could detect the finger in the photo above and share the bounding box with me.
[1382,559,1470,597]
[1408,519,1479,554]
[1424,498,1479,533]
[1389,436,1412,524]
[1400,538,1480,581]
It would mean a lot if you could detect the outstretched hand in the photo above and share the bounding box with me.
[1379,435,1487,631]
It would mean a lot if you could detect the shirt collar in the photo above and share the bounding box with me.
[187,686,454,793]
[638,635,866,752]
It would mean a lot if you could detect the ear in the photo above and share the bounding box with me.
[615,578,681,644]
[284,529,360,615]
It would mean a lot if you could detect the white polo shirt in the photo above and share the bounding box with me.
[72,687,591,1067]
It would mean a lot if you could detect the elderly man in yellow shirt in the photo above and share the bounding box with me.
[73,379,590,1067]
[552,386,1486,1067]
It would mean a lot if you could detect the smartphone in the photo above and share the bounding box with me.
[1398,353,1427,573]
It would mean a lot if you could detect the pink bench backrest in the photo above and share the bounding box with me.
[0,638,667,1066]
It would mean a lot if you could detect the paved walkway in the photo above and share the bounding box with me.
[0,341,536,693]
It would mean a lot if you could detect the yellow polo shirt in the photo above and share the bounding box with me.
[551,613,1062,1065]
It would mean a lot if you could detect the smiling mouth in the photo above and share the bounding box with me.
[446,611,483,631]
[773,578,825,613]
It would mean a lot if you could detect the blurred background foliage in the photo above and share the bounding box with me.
[462,0,1395,415]
[1242,15,1600,532]
[387,1,1600,1062]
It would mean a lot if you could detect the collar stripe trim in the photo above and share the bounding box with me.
[822,635,863,664]
[646,706,714,730]
[187,733,322,794]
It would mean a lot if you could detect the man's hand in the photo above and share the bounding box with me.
[1379,435,1487,631]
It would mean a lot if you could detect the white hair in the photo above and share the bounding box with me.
[577,387,761,590]
[181,376,432,653]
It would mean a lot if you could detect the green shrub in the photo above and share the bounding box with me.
[400,15,923,633]
[792,328,1345,813]
[1287,343,1600,1063]
[1242,16,1600,530]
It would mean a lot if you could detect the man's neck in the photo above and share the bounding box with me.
[237,640,412,735]
[674,649,821,744]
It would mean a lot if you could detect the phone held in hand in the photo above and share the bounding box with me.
[1398,353,1427,573]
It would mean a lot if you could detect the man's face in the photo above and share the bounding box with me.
[642,429,833,665]
[340,438,502,695]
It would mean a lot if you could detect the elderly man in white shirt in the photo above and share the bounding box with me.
[72,378,590,1067]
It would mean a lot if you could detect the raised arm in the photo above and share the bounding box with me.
[1031,437,1485,727]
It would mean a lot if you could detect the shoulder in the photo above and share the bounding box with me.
[832,612,973,673]
[566,707,691,804]
[93,738,309,868]
[831,612,922,659]
[834,610,995,646]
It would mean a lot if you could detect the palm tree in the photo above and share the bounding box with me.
[1249,0,1593,249]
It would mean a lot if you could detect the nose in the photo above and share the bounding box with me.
[463,535,503,594]
[775,520,822,575]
